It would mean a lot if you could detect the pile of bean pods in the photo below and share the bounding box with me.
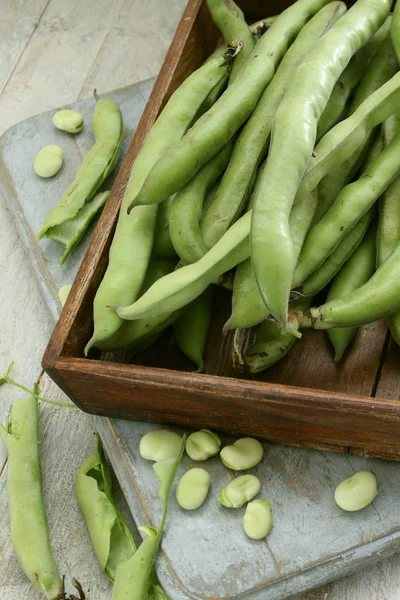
[84,0,400,372]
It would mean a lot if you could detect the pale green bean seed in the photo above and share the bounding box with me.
[243,499,273,540]
[33,145,64,178]
[220,438,263,470]
[175,468,210,510]
[186,429,221,461]
[52,109,84,133]
[334,471,377,511]
[58,283,72,307]
[218,474,261,508]
[139,430,183,462]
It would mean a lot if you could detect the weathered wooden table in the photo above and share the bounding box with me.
[1,2,400,599]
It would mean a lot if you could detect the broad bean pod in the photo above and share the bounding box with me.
[289,239,400,331]
[112,211,252,321]
[76,436,136,582]
[251,0,390,331]
[0,395,63,599]
[129,0,337,211]
[206,0,255,82]
[300,208,375,297]
[243,298,312,374]
[296,69,400,206]
[38,96,122,237]
[85,50,230,353]
[200,2,345,250]
[45,190,109,265]
[377,113,400,345]
[225,190,317,331]
[316,17,391,140]
[293,126,400,287]
[326,222,377,362]
[314,31,398,223]
[95,260,176,352]
[169,144,232,264]
[173,286,214,372]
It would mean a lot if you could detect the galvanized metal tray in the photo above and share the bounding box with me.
[1,80,400,600]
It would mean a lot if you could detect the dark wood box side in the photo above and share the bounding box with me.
[53,356,400,460]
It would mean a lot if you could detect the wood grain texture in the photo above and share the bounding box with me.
[1,0,400,599]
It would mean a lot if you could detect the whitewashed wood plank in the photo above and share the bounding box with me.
[0,0,49,99]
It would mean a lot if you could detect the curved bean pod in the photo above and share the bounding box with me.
[38,96,122,237]
[85,50,230,353]
[296,70,400,206]
[315,31,398,223]
[206,0,255,82]
[290,239,400,331]
[225,190,317,331]
[251,0,391,331]
[169,144,232,264]
[113,211,251,321]
[95,260,176,351]
[0,395,63,599]
[293,127,400,287]
[201,2,345,250]
[327,222,377,362]
[377,113,400,345]
[173,286,214,372]
[243,298,312,374]
[300,208,375,297]
[316,17,391,140]
[129,0,336,211]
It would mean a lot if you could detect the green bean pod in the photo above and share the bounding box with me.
[314,31,398,223]
[152,198,178,260]
[113,211,251,321]
[290,239,400,331]
[206,0,255,82]
[37,96,123,237]
[326,222,377,361]
[201,2,345,250]
[243,298,312,374]
[85,50,231,354]
[0,396,63,600]
[45,190,110,265]
[95,260,176,351]
[76,436,136,582]
[391,1,400,63]
[296,70,400,206]
[300,208,375,298]
[225,190,317,331]
[169,144,232,264]
[377,113,400,345]
[293,127,400,287]
[316,17,391,140]
[251,0,391,331]
[129,0,338,211]
[173,286,214,372]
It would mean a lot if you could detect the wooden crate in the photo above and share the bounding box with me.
[42,0,400,460]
